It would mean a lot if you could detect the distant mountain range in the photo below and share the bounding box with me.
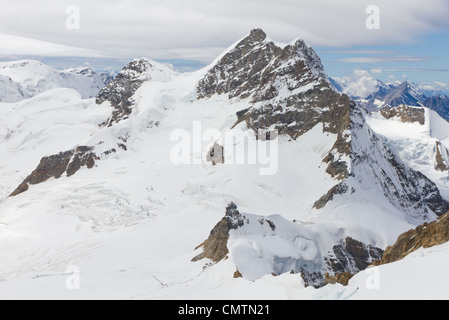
[0,60,112,102]
[331,77,449,122]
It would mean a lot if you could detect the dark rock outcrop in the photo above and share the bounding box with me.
[96,59,155,126]
[233,270,243,278]
[66,146,97,177]
[192,202,247,262]
[435,141,448,172]
[376,210,449,265]
[380,105,425,125]
[315,237,384,287]
[324,272,354,286]
[313,183,350,210]
[326,237,384,274]
[10,146,98,197]
[297,236,384,288]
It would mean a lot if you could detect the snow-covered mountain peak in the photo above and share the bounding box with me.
[65,66,97,77]
[292,38,327,80]
[197,28,329,101]
[244,28,268,44]
[95,58,173,127]
[119,58,173,82]
[0,59,112,100]
[0,59,57,88]
[382,81,426,108]
[0,73,28,102]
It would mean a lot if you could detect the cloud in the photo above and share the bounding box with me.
[380,67,449,73]
[0,0,448,61]
[416,81,449,95]
[0,33,104,58]
[338,56,431,63]
[328,50,395,55]
[333,69,379,98]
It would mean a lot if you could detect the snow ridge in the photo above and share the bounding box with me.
[0,59,112,101]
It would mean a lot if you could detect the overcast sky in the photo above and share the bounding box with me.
[1,0,449,86]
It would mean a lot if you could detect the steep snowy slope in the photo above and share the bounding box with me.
[423,95,449,122]
[0,74,28,102]
[0,30,448,298]
[0,60,111,101]
[367,106,449,200]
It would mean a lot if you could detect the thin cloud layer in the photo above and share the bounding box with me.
[0,33,104,58]
[339,56,432,63]
[0,0,448,62]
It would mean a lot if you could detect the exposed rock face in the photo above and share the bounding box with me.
[197,29,281,100]
[435,141,448,172]
[198,28,327,100]
[96,59,158,126]
[66,146,97,176]
[302,237,385,287]
[10,146,98,197]
[313,183,350,210]
[192,203,247,262]
[326,237,384,274]
[380,105,425,125]
[377,210,449,265]
[324,272,354,286]
[233,270,243,278]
